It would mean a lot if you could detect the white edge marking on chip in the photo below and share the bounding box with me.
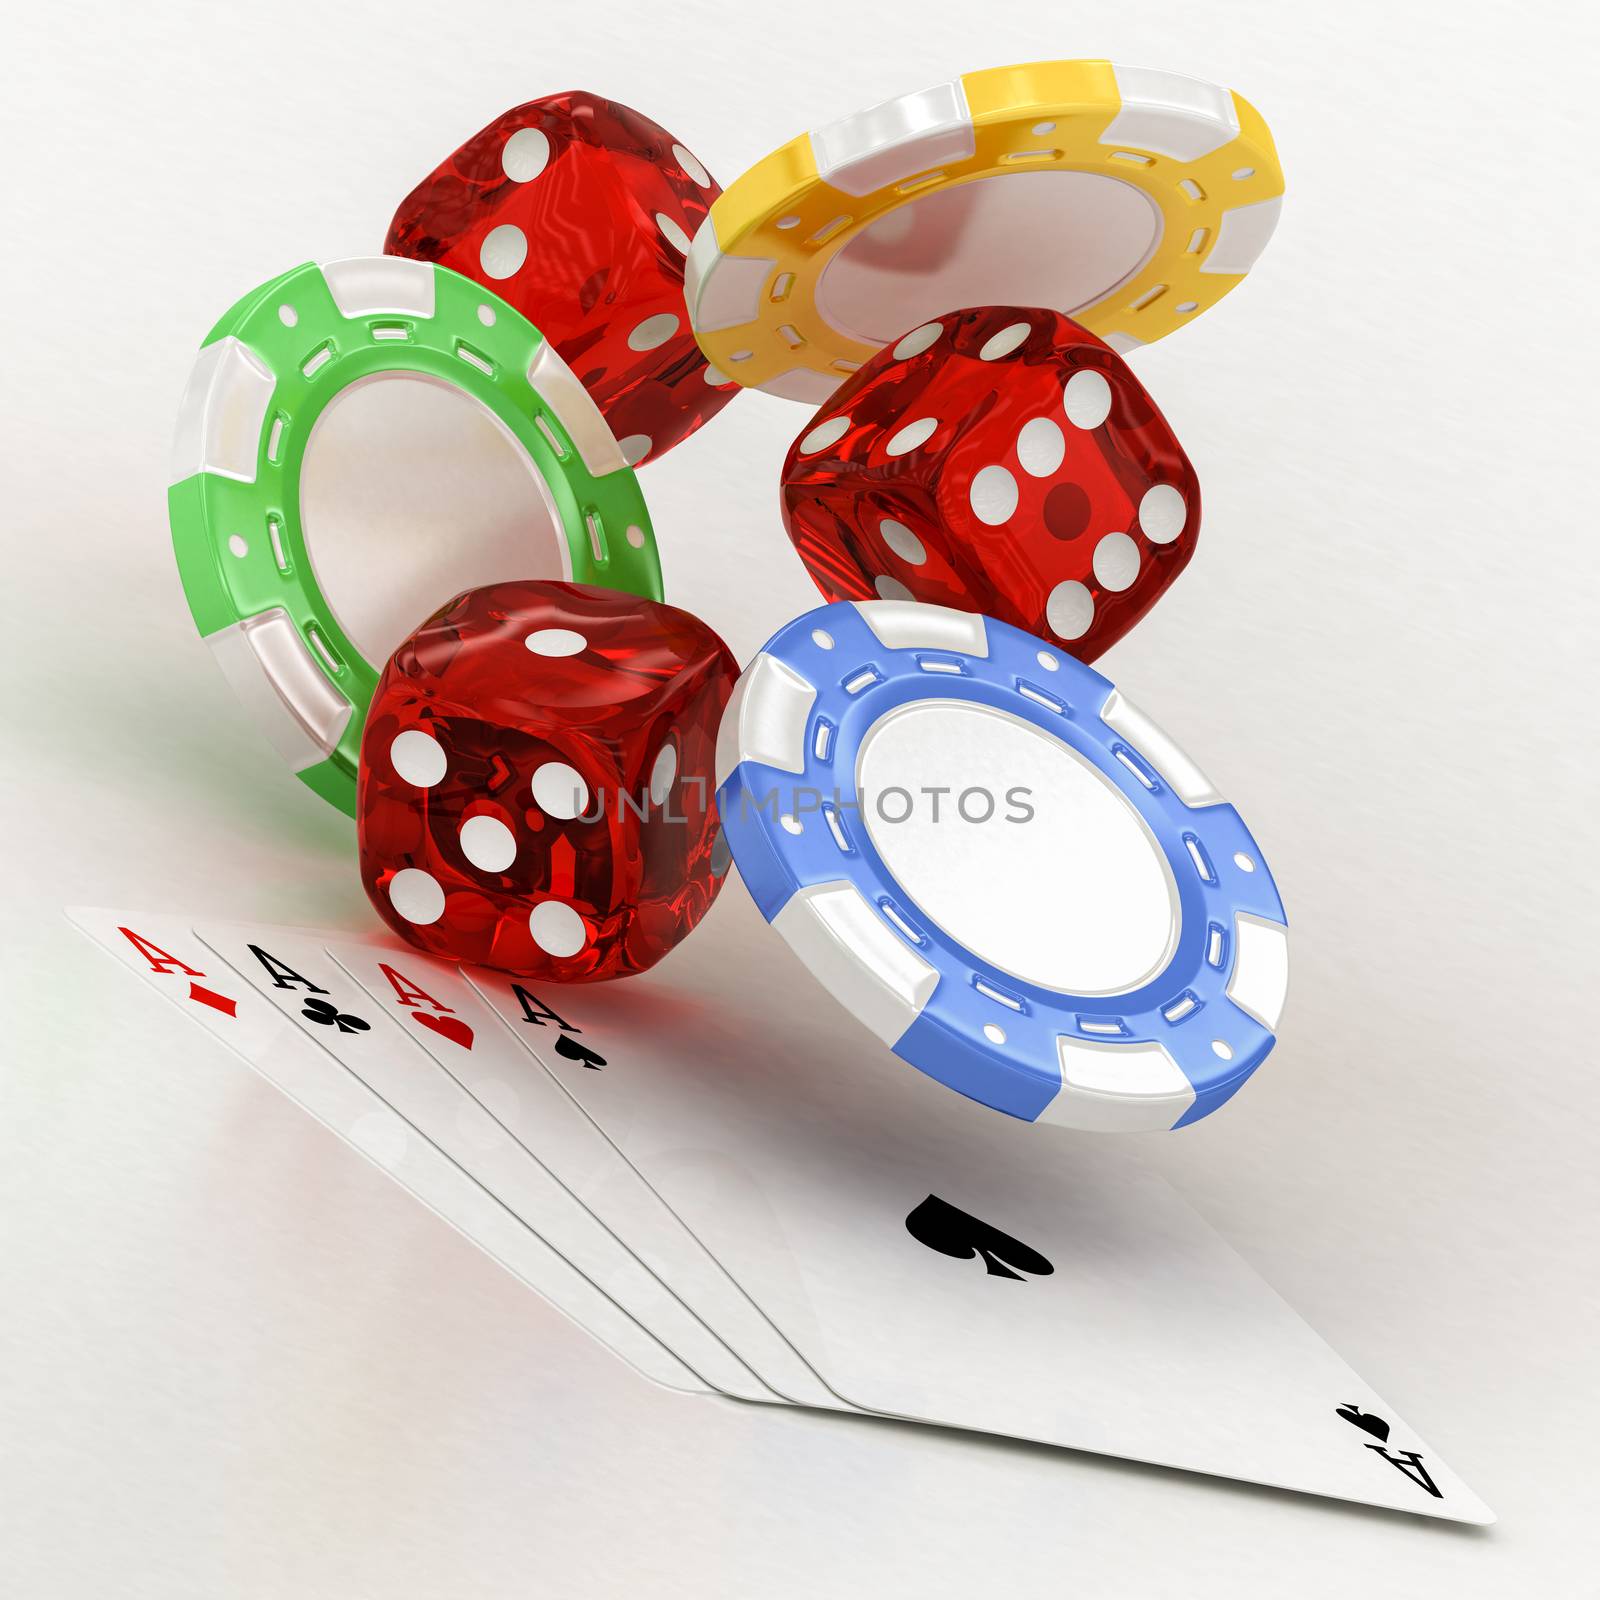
[526,340,626,478]
[686,249,780,335]
[170,336,275,485]
[1099,688,1223,809]
[716,651,817,786]
[1102,65,1241,162]
[853,600,990,658]
[1201,196,1284,276]
[1225,913,1290,1031]
[809,79,976,198]
[1041,1037,1195,1132]
[772,881,938,1044]
[206,609,352,770]
[319,256,437,319]
[682,223,721,315]
[760,367,845,404]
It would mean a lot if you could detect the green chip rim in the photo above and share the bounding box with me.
[168,256,663,817]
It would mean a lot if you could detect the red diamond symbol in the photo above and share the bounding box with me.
[188,981,238,1018]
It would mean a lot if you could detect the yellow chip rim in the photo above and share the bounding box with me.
[685,60,1284,401]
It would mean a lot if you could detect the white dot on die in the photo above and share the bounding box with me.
[979,321,1031,361]
[879,518,927,565]
[628,313,680,352]
[1233,852,1256,873]
[1046,580,1094,640]
[1139,484,1187,543]
[776,214,801,230]
[811,628,835,650]
[502,127,551,182]
[1063,370,1113,430]
[531,761,589,819]
[227,535,248,558]
[625,524,647,548]
[477,304,496,327]
[479,224,528,280]
[619,434,652,465]
[389,729,447,787]
[1016,416,1065,478]
[278,304,298,327]
[672,143,711,187]
[1032,120,1057,135]
[799,415,850,454]
[969,464,1019,526]
[886,417,938,457]
[1211,1038,1234,1061]
[649,742,678,806]
[529,900,587,957]
[525,628,587,657]
[892,322,942,360]
[1093,531,1141,592]
[781,814,804,835]
[983,1022,1007,1045]
[655,213,693,254]
[1176,300,1198,314]
[875,575,914,601]
[1036,649,1059,672]
[459,815,517,873]
[388,868,445,926]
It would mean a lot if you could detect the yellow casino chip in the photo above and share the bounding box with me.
[685,60,1283,401]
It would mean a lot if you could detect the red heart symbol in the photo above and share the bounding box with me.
[412,1011,474,1050]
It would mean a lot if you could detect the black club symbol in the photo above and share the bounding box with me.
[301,997,370,1034]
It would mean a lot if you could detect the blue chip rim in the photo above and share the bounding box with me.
[715,599,1289,1131]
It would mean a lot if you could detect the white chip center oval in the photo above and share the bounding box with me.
[300,374,567,666]
[855,699,1179,995]
[814,169,1162,346]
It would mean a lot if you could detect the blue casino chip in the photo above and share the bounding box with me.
[715,600,1289,1132]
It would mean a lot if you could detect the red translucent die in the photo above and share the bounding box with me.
[359,581,738,980]
[386,92,736,465]
[779,307,1200,662]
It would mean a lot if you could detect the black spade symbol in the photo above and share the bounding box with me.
[1335,1404,1391,1443]
[553,1032,607,1070]
[905,1195,1055,1281]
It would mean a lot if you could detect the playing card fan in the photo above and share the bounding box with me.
[68,906,1494,1523]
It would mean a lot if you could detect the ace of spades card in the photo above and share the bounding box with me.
[462,891,1493,1524]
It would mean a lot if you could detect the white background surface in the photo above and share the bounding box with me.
[3,2,1597,1594]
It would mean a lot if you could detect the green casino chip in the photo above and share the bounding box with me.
[168,256,663,817]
